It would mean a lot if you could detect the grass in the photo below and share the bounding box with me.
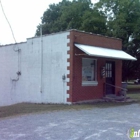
[125,83,140,105]
[127,84,140,101]
[0,102,136,119]
[0,103,95,118]
[127,94,140,101]
[127,84,140,94]
[0,84,140,119]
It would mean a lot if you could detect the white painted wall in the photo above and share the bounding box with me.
[0,31,70,106]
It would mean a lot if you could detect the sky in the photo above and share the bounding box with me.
[0,0,98,45]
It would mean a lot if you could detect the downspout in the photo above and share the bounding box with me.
[11,44,21,81]
[40,25,43,93]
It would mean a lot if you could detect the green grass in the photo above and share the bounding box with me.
[127,84,140,94]
[127,84,140,103]
[128,94,140,101]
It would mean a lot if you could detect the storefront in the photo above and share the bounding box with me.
[67,30,136,102]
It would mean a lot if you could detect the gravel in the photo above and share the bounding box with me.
[0,103,140,140]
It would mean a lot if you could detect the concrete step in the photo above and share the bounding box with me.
[103,94,130,101]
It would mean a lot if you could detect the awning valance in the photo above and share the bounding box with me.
[75,44,137,61]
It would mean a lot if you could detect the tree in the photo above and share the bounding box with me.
[35,0,107,36]
[80,10,107,35]
[35,0,140,80]
[95,0,140,80]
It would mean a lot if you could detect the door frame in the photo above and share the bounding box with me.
[105,61,115,95]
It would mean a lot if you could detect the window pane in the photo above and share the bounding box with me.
[110,64,112,70]
[110,71,112,77]
[82,58,96,82]
[106,71,107,77]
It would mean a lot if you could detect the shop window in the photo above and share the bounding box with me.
[82,58,98,86]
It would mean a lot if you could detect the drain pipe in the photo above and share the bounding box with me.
[11,44,21,81]
[40,25,43,93]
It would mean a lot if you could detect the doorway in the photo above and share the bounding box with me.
[105,61,115,95]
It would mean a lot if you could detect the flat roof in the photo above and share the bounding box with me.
[0,29,121,47]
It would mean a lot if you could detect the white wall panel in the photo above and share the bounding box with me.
[0,31,70,106]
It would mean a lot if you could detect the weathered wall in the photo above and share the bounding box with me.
[0,31,70,106]
[0,30,123,106]
[0,44,24,106]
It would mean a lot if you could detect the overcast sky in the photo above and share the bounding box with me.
[0,0,97,45]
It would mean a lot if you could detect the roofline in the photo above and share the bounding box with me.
[27,29,74,40]
[0,41,26,47]
[28,29,121,41]
[70,29,122,41]
[0,29,121,47]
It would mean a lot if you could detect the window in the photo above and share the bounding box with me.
[105,63,112,78]
[82,58,98,86]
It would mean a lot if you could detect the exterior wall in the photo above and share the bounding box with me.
[0,31,70,106]
[0,44,24,106]
[68,30,122,102]
[40,32,70,104]
[0,30,123,106]
[72,55,105,102]
[71,30,122,50]
[67,33,75,102]
[115,60,122,95]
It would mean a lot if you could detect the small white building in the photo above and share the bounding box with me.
[0,30,136,106]
[0,30,70,106]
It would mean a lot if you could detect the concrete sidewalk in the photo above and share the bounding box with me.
[0,104,140,140]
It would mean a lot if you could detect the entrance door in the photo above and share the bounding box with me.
[105,61,115,95]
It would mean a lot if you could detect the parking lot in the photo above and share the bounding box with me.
[0,103,140,140]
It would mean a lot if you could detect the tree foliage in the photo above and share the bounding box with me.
[95,0,140,80]
[36,0,140,80]
[35,0,107,35]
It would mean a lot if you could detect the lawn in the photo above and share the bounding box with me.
[0,103,94,118]
[0,84,139,119]
[127,84,140,101]
[127,84,140,94]
[0,102,137,119]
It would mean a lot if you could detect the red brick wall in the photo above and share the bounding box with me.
[72,30,122,50]
[115,60,122,95]
[72,55,106,102]
[67,33,74,102]
[68,30,122,102]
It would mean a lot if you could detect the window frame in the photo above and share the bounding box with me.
[82,58,98,86]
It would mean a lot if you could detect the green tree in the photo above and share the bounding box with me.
[35,0,107,36]
[81,10,107,35]
[95,0,140,80]
[35,0,140,80]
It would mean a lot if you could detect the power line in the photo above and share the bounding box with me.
[0,0,17,43]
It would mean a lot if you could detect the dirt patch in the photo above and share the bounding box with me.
[0,100,138,119]
[0,103,93,118]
